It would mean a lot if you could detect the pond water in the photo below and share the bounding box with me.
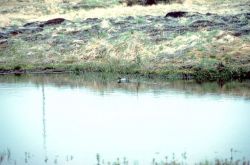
[0,73,250,165]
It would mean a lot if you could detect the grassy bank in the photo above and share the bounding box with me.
[0,0,250,81]
[1,31,250,81]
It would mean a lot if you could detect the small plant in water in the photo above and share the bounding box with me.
[44,156,48,163]
[123,157,129,165]
[96,153,101,165]
[7,149,11,161]
[24,152,28,163]
[0,152,5,164]
[172,153,176,165]
[181,152,187,165]
[116,157,121,165]
[54,155,59,164]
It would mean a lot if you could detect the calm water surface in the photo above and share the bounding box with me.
[0,74,250,165]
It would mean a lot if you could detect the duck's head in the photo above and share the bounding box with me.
[117,77,122,83]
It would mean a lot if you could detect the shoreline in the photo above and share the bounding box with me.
[1,65,250,82]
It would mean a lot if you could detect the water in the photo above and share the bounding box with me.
[0,73,250,165]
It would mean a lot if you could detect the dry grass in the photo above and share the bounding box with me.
[1,0,249,26]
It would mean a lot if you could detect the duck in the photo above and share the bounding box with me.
[117,77,129,83]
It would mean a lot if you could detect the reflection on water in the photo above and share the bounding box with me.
[0,73,250,165]
[42,84,48,163]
